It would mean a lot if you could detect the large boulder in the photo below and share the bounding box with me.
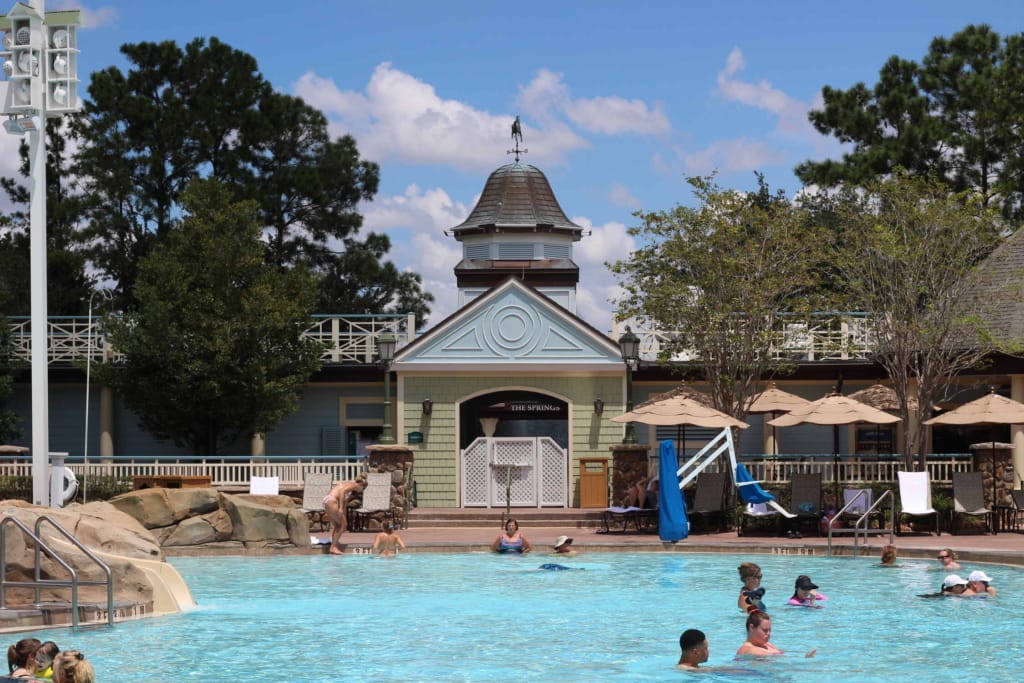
[0,500,162,606]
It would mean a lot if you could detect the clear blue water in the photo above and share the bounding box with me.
[13,552,1021,682]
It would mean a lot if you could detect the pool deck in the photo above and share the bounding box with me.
[316,523,1024,567]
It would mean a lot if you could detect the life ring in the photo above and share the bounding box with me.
[51,468,78,505]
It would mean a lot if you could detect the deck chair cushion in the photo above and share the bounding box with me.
[249,476,279,495]
[952,472,989,515]
[301,472,335,531]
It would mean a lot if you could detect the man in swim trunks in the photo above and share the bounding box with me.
[324,480,365,554]
[677,629,709,669]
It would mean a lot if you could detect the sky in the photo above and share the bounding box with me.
[5,1,1022,332]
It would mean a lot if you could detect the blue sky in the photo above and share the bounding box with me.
[12,1,1024,331]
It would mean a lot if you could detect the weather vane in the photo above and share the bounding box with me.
[507,115,527,162]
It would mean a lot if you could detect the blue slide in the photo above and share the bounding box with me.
[657,439,689,541]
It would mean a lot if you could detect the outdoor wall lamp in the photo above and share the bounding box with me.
[593,397,604,415]
[422,398,433,416]
[618,326,640,444]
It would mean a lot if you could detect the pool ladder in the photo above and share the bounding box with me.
[0,513,114,629]
[826,489,896,557]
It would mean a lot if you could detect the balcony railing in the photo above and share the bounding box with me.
[611,312,876,362]
[6,313,418,367]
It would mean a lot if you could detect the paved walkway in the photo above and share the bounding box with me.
[321,525,1024,567]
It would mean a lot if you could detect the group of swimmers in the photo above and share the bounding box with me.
[6,639,93,683]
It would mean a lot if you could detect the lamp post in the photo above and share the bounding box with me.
[376,331,397,444]
[1,1,81,506]
[618,326,640,445]
[82,289,111,503]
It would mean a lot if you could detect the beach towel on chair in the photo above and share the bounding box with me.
[735,463,775,504]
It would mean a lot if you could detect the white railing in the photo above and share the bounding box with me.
[697,454,972,487]
[0,457,367,489]
[612,312,876,362]
[8,313,417,367]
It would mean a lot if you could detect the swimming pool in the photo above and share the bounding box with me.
[14,552,1020,682]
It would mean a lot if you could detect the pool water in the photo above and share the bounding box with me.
[16,552,1021,682]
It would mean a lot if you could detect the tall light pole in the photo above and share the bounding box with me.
[82,289,111,503]
[1,2,81,506]
[618,326,640,445]
[376,332,397,444]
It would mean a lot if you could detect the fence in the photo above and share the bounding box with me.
[704,454,973,487]
[0,456,368,490]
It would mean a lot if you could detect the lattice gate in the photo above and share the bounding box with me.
[460,437,567,508]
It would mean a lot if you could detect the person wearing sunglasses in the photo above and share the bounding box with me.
[936,549,961,570]
[737,562,766,613]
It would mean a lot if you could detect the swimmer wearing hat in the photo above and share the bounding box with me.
[551,535,578,555]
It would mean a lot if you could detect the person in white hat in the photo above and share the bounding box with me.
[966,570,996,597]
[940,574,969,595]
[551,535,578,555]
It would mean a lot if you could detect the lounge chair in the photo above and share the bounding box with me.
[301,471,335,531]
[738,502,784,536]
[897,471,939,535]
[687,471,727,533]
[951,471,992,535]
[790,473,823,536]
[249,476,280,495]
[1008,490,1024,532]
[350,472,393,531]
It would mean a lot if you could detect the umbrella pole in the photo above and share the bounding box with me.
[992,427,997,510]
[833,425,840,498]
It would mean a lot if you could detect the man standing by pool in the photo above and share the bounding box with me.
[324,479,365,555]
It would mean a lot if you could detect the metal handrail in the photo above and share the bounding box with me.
[0,514,114,629]
[826,489,895,557]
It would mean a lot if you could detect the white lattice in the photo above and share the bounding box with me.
[461,438,490,507]
[538,437,567,507]
[492,439,533,466]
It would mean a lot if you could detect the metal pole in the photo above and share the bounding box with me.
[29,0,50,506]
[380,365,394,444]
[82,290,108,503]
[623,362,637,444]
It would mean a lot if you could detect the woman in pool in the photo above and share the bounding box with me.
[736,610,782,656]
[941,574,969,595]
[737,562,765,613]
[324,479,366,555]
[879,544,898,566]
[7,637,40,677]
[52,650,94,683]
[491,518,531,554]
[372,522,407,556]
[936,548,961,571]
[788,575,828,607]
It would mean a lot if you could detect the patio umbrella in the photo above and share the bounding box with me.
[847,383,915,454]
[923,390,1024,507]
[611,386,748,470]
[767,392,901,494]
[744,382,809,455]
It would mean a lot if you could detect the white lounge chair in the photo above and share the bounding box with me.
[738,502,785,536]
[249,476,280,495]
[351,472,393,531]
[301,471,335,531]
[897,471,939,535]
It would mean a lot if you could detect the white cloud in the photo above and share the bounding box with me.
[519,68,670,135]
[50,1,118,28]
[608,183,641,209]
[715,47,820,141]
[293,63,589,170]
[679,138,787,175]
[572,217,636,331]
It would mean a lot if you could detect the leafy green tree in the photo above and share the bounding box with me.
[611,176,829,419]
[99,179,323,455]
[0,313,22,443]
[828,173,1007,469]
[0,118,92,315]
[72,37,429,321]
[797,25,1023,221]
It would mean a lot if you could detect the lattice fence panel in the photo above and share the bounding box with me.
[538,437,567,507]
[491,438,537,506]
[461,438,490,507]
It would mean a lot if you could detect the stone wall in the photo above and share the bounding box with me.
[970,442,1016,507]
[364,445,415,529]
[108,487,309,550]
[609,444,652,506]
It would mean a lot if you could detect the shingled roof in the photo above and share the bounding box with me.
[964,228,1024,343]
[449,162,583,238]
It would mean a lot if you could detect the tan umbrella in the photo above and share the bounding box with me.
[768,392,901,493]
[614,383,743,457]
[848,383,918,412]
[924,390,1024,506]
[745,382,810,455]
